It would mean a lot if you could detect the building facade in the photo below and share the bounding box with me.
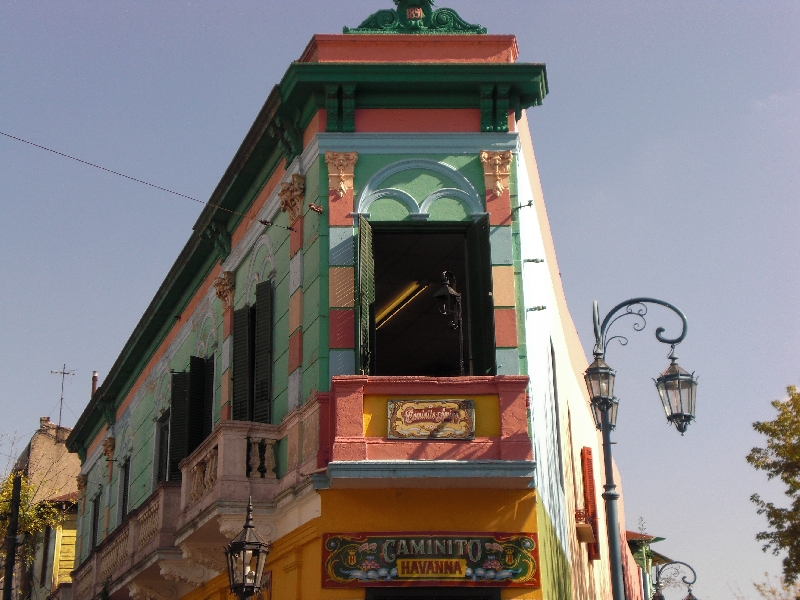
[6,417,80,600]
[66,3,643,599]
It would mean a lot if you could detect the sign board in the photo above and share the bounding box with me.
[387,399,475,439]
[322,532,539,588]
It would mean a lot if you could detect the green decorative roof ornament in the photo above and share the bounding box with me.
[344,0,487,35]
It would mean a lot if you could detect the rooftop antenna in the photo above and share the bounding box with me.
[50,364,75,437]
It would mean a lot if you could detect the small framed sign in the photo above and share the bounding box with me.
[387,399,475,440]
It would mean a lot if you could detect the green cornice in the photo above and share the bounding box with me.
[67,56,548,454]
[345,1,486,35]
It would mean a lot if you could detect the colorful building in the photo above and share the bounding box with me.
[65,2,644,598]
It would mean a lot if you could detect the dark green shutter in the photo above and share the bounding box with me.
[357,216,375,374]
[187,356,206,454]
[232,306,254,421]
[466,215,496,375]
[120,459,130,517]
[169,372,189,481]
[253,281,273,424]
[203,356,214,438]
[157,415,170,482]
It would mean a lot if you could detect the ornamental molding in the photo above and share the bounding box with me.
[101,437,116,461]
[127,581,178,600]
[181,543,227,572]
[218,514,276,541]
[344,0,486,35]
[278,173,306,223]
[159,558,218,585]
[213,271,235,312]
[76,474,88,492]
[325,152,358,198]
[480,150,513,196]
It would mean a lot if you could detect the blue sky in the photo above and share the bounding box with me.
[1,2,798,597]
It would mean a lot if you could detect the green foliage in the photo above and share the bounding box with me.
[747,386,800,583]
[0,473,66,565]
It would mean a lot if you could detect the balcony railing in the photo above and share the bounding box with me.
[71,481,180,598]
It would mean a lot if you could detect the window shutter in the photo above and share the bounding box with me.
[253,281,273,424]
[466,214,496,375]
[203,356,215,438]
[232,306,254,421]
[91,496,101,548]
[580,446,601,560]
[120,460,130,518]
[188,356,206,454]
[357,215,375,374]
[157,415,170,483]
[169,372,190,481]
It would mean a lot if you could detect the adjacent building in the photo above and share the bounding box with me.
[5,417,80,600]
[65,3,644,598]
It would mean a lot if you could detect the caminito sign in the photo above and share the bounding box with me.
[387,399,475,439]
[322,533,539,587]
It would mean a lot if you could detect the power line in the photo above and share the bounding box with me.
[0,130,293,231]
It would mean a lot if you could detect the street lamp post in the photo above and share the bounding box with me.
[584,298,698,600]
[651,560,699,600]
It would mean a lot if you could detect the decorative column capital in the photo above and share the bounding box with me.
[325,152,358,198]
[213,271,236,312]
[480,150,513,196]
[279,173,306,223]
[76,474,88,492]
[101,437,116,461]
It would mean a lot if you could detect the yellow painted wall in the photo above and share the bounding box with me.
[363,395,500,437]
[179,488,543,600]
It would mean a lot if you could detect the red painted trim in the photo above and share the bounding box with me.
[299,34,519,64]
[290,216,304,257]
[494,308,518,348]
[354,109,481,133]
[329,309,355,349]
[289,330,303,373]
[326,376,532,463]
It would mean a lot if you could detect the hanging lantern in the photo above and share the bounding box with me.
[654,353,698,434]
[584,356,618,429]
[225,498,271,599]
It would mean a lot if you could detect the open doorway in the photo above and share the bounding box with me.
[373,229,468,376]
[355,217,496,377]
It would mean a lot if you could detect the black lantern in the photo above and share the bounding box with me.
[584,356,618,429]
[654,353,698,434]
[433,271,461,329]
[225,498,271,600]
[433,271,465,375]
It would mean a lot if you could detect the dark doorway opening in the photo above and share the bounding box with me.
[366,588,501,600]
[373,230,468,376]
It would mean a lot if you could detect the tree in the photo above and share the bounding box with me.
[734,573,800,600]
[747,385,800,583]
[0,472,65,566]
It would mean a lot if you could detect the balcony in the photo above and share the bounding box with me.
[71,481,181,599]
[313,375,536,489]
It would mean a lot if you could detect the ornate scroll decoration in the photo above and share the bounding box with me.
[268,115,303,168]
[278,173,306,223]
[203,221,231,262]
[101,437,116,461]
[182,543,227,572]
[159,559,218,585]
[213,271,235,312]
[128,581,178,600]
[325,152,358,198]
[344,0,487,34]
[480,150,513,196]
[189,446,218,504]
[592,298,689,358]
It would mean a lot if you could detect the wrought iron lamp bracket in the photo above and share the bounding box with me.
[652,560,698,599]
[593,297,688,360]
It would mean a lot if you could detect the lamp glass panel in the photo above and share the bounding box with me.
[609,398,619,429]
[591,403,602,429]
